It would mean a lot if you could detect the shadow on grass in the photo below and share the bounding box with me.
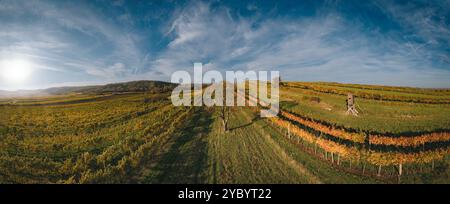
[146,107,214,184]
[228,115,261,131]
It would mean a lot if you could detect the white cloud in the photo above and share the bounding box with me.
[147,2,450,87]
[149,1,450,87]
[376,1,450,65]
[0,0,144,84]
[1,0,449,89]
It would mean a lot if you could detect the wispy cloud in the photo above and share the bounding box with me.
[149,1,450,87]
[376,0,450,66]
[0,0,449,90]
[0,0,146,89]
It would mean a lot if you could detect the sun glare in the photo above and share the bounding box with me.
[0,59,32,83]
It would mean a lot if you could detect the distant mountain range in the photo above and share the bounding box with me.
[0,80,176,98]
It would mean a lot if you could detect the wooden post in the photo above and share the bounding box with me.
[362,163,366,174]
[432,160,435,171]
[397,163,403,183]
[377,165,382,177]
[331,152,334,163]
[337,154,340,165]
[288,123,291,139]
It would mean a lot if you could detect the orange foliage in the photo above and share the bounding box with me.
[282,110,450,148]
[281,111,365,143]
[270,116,450,166]
[370,133,450,147]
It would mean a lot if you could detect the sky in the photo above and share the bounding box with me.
[0,0,449,90]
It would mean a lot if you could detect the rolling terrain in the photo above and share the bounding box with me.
[0,81,448,183]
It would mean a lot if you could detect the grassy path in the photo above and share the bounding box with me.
[220,108,380,183]
[205,107,318,183]
[258,116,382,183]
[140,106,378,184]
[262,132,322,184]
[141,107,212,183]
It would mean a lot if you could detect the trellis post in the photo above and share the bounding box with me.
[288,123,291,139]
[432,160,435,171]
[337,153,340,165]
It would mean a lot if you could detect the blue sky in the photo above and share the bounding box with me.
[0,0,449,90]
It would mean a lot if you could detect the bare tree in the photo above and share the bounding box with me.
[219,106,230,132]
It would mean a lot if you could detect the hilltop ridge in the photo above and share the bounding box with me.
[0,80,176,98]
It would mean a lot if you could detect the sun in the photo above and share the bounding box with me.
[0,59,33,83]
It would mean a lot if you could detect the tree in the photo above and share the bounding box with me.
[219,106,230,132]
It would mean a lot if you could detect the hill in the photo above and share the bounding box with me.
[0,81,449,184]
[0,80,176,98]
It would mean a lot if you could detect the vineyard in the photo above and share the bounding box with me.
[272,82,450,182]
[0,81,449,183]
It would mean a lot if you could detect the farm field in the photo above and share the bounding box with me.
[281,83,450,134]
[0,81,449,183]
